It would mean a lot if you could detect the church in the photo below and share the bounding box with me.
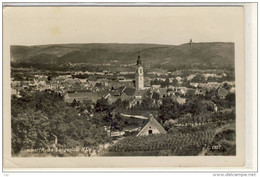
[135,53,144,90]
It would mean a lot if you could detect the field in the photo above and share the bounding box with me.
[108,131,214,156]
[106,122,235,156]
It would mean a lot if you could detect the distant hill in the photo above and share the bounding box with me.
[11,42,234,68]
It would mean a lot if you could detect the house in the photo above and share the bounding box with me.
[165,119,178,124]
[177,87,188,95]
[229,87,235,93]
[203,82,221,91]
[66,78,81,86]
[117,76,125,81]
[128,98,138,108]
[119,87,136,101]
[176,97,186,105]
[123,87,136,96]
[187,74,196,81]
[176,76,182,82]
[136,114,167,136]
[167,90,176,96]
[151,85,161,89]
[110,90,120,97]
[217,87,229,99]
[117,86,126,93]
[116,80,135,88]
[144,79,151,87]
[102,70,109,74]
[11,81,21,87]
[195,89,206,96]
[103,93,111,99]
[168,85,175,90]
[156,88,168,98]
[54,76,66,83]
[78,79,87,84]
[190,82,199,88]
[120,92,131,101]
[97,78,109,86]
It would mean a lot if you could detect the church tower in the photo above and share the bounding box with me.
[135,53,144,90]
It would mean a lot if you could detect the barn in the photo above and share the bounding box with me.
[136,114,167,136]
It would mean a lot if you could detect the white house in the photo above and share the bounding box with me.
[136,114,167,136]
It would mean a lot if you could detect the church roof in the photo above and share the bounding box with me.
[123,87,136,96]
[134,90,147,97]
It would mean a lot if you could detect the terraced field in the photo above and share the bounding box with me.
[107,122,235,156]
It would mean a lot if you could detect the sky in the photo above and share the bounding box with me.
[4,6,244,46]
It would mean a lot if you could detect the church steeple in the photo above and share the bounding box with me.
[135,52,144,90]
[137,52,141,66]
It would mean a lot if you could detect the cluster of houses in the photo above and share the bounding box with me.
[11,70,234,109]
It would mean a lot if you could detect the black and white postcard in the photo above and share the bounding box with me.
[3,4,249,169]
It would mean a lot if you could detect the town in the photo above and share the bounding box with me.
[11,42,236,156]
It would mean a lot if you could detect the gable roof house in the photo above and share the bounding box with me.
[136,114,167,136]
[120,92,132,101]
[117,86,126,94]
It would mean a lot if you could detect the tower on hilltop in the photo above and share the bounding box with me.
[135,52,144,90]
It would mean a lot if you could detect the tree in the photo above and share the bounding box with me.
[161,78,170,88]
[207,76,218,82]
[225,93,236,107]
[95,98,115,124]
[11,91,110,154]
[47,75,52,81]
[112,112,126,131]
[172,78,178,86]
[181,77,191,87]
[197,100,215,113]
[182,96,200,115]
[141,97,154,109]
[159,96,181,123]
[152,92,160,101]
[223,83,232,91]
[11,110,50,154]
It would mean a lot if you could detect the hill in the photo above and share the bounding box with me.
[11,42,234,68]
